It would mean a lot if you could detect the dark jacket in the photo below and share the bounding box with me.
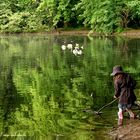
[114,73,136,105]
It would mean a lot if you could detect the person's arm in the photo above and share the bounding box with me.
[114,80,120,98]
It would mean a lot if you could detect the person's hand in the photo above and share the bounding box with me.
[114,95,117,99]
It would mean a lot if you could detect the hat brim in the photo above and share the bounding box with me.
[110,71,124,76]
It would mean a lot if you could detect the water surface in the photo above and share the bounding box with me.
[0,34,140,140]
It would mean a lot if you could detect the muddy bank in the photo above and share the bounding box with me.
[48,29,140,37]
[118,29,140,38]
[1,29,140,37]
[47,29,90,36]
[109,119,140,140]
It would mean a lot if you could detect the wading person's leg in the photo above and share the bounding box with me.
[118,108,123,126]
[126,109,135,119]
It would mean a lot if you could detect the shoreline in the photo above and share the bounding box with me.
[109,119,140,140]
[1,29,140,37]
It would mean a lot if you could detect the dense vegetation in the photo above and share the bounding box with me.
[0,0,140,34]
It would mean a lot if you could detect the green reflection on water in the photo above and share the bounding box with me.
[0,35,140,140]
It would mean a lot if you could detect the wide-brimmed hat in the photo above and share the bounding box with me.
[110,65,124,76]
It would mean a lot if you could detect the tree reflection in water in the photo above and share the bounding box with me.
[0,35,140,140]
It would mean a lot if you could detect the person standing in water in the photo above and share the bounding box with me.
[111,65,137,126]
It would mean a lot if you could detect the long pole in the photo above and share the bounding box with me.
[95,98,118,115]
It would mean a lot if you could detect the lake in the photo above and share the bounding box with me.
[0,34,140,140]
